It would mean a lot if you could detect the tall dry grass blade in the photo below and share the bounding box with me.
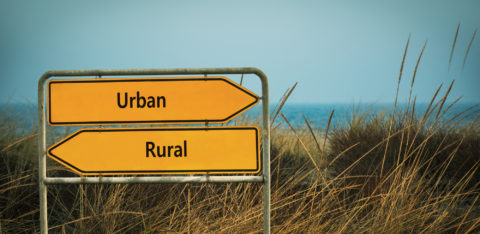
[405,96,417,150]
[381,35,410,176]
[465,217,480,233]
[462,28,477,71]
[274,144,289,189]
[303,114,329,185]
[281,113,320,172]
[400,41,427,163]
[411,106,474,170]
[398,35,410,86]
[434,96,464,128]
[443,105,479,130]
[271,121,284,132]
[328,142,360,167]
[271,86,290,118]
[1,132,38,152]
[412,40,427,90]
[334,128,406,191]
[308,179,319,218]
[406,107,478,176]
[398,41,424,161]
[421,83,443,122]
[407,40,427,114]
[49,211,145,231]
[270,86,291,125]
[449,160,480,197]
[442,96,462,115]
[432,139,463,189]
[187,185,191,234]
[323,110,334,161]
[404,83,445,159]
[432,80,455,128]
[408,133,454,199]
[271,82,297,128]
[303,115,321,153]
[449,23,461,71]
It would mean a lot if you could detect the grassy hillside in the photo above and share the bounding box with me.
[1,88,479,233]
[1,33,480,232]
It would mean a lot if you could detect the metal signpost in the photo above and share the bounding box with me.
[37,68,270,233]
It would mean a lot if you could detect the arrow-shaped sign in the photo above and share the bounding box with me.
[47,127,260,175]
[48,77,259,125]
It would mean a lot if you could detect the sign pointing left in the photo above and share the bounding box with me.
[47,127,260,175]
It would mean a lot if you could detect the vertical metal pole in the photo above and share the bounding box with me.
[37,68,270,233]
[260,74,271,234]
[38,74,49,234]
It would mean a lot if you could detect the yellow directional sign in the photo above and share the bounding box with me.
[47,127,260,175]
[47,77,259,125]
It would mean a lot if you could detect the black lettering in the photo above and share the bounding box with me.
[184,140,187,157]
[146,142,155,157]
[157,146,166,157]
[117,92,127,108]
[147,96,155,108]
[147,141,187,159]
[157,96,166,108]
[174,146,182,157]
[129,96,135,108]
[137,91,146,108]
[168,145,173,157]
[117,92,166,109]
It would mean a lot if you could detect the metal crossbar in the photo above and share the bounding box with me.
[37,67,270,233]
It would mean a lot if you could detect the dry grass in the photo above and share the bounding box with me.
[1,88,479,233]
[1,31,480,233]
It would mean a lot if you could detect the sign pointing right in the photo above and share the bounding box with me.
[48,76,259,125]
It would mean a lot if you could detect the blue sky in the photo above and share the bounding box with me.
[1,0,479,104]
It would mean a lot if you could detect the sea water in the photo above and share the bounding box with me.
[1,102,479,131]
[245,102,480,129]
